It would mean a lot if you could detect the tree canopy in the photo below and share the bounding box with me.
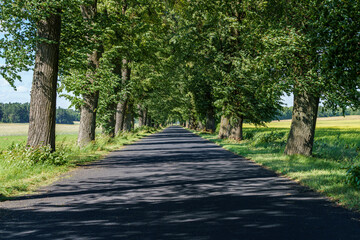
[0,0,359,155]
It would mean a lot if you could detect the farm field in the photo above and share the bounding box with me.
[0,123,86,150]
[244,115,360,129]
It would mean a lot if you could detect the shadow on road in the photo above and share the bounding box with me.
[1,126,360,240]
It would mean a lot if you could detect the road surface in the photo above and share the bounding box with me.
[1,126,360,239]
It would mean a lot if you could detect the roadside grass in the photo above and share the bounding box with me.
[191,116,360,211]
[0,127,159,200]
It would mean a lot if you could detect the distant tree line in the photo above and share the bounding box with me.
[0,103,80,124]
[276,107,360,120]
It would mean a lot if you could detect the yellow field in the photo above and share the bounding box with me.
[0,123,80,136]
[244,115,360,129]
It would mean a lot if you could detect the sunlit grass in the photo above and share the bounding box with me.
[0,127,159,200]
[192,117,360,211]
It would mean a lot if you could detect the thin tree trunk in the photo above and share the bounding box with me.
[284,91,320,156]
[27,11,61,150]
[230,117,243,141]
[218,115,231,139]
[78,1,101,147]
[138,104,144,127]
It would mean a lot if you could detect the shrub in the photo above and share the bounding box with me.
[251,131,285,145]
[345,164,360,188]
[1,143,69,166]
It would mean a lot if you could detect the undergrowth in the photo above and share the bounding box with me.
[0,126,159,200]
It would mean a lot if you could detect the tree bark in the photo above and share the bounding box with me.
[284,91,320,156]
[218,115,231,139]
[185,119,190,128]
[230,117,244,141]
[115,59,131,134]
[27,11,61,150]
[205,108,216,133]
[78,1,102,147]
[124,100,133,132]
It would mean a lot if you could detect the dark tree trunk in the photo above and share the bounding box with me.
[115,59,131,134]
[124,100,133,132]
[205,108,216,133]
[78,1,102,147]
[138,104,147,127]
[284,91,320,156]
[230,117,244,141]
[142,108,148,126]
[105,103,116,138]
[27,11,61,150]
[218,115,231,139]
[146,115,152,127]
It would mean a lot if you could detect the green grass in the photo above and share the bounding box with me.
[191,116,360,211]
[0,127,159,200]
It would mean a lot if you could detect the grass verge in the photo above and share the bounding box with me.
[0,127,160,200]
[190,127,360,211]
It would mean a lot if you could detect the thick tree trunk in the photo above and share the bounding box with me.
[138,104,147,127]
[27,12,61,150]
[124,101,133,132]
[142,108,148,126]
[78,2,101,147]
[115,99,127,134]
[78,91,99,146]
[146,115,152,127]
[218,115,231,139]
[104,103,116,138]
[185,119,190,128]
[284,91,320,156]
[115,59,131,134]
[230,117,244,141]
[205,108,216,133]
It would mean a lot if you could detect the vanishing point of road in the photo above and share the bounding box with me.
[1,126,360,239]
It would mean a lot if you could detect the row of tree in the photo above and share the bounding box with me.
[171,0,360,156]
[276,106,360,120]
[0,103,80,124]
[0,0,359,156]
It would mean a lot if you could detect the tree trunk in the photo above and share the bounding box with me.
[185,119,190,128]
[142,108,148,126]
[146,115,152,127]
[230,117,243,141]
[124,101,133,132]
[27,11,61,151]
[205,108,216,133]
[218,115,231,139]
[78,1,101,147]
[284,91,320,156]
[78,91,99,146]
[115,59,131,134]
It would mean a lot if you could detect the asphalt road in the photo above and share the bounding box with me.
[1,126,360,240]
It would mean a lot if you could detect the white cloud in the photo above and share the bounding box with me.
[17,85,29,93]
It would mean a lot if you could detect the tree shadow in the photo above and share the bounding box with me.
[1,126,360,239]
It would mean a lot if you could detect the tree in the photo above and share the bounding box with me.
[0,1,75,150]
